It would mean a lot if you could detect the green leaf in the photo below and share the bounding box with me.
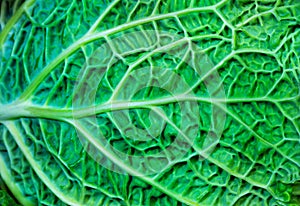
[0,190,20,206]
[0,0,26,31]
[0,0,300,205]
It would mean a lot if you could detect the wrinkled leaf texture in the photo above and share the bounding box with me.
[0,0,300,205]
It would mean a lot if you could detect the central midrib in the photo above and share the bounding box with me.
[0,95,296,121]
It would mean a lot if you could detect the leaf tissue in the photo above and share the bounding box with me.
[0,0,299,205]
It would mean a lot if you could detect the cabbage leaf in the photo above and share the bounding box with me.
[0,0,300,205]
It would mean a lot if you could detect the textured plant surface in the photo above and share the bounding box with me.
[0,0,300,205]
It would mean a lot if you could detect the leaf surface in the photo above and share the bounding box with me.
[0,0,300,205]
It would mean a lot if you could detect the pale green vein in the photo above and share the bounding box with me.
[0,153,34,206]
[215,102,300,168]
[86,0,121,34]
[38,119,124,201]
[0,95,298,121]
[0,0,35,46]
[149,106,272,192]
[17,2,225,102]
[4,121,85,206]
[68,119,200,206]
